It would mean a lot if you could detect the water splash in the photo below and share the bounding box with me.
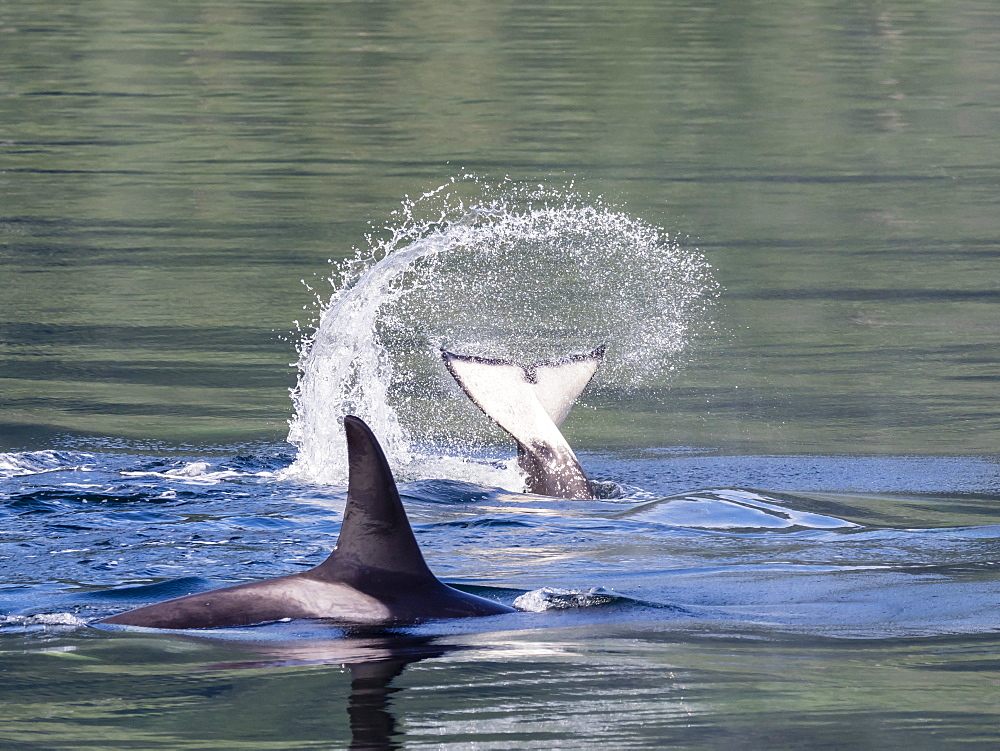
[284,178,716,485]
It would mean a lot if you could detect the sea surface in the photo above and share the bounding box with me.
[2,1,999,749]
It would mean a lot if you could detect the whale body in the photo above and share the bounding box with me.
[97,416,515,629]
[441,348,603,499]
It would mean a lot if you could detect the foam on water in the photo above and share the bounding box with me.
[513,587,624,612]
[284,178,716,485]
[0,451,96,479]
[120,462,248,485]
[0,613,89,632]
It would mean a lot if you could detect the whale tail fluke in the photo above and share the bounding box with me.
[441,348,604,499]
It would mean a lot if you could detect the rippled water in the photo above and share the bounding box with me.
[2,446,998,747]
[3,0,999,748]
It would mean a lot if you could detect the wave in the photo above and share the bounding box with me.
[120,462,250,486]
[0,450,96,479]
[619,488,859,531]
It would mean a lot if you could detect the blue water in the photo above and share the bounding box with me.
[2,443,998,746]
[4,445,997,636]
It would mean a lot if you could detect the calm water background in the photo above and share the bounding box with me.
[1,1,998,749]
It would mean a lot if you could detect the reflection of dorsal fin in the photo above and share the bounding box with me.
[441,349,603,499]
[317,416,434,581]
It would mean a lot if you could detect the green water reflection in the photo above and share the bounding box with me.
[1,629,997,749]
[2,0,998,453]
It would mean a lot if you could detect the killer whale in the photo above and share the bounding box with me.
[441,347,604,500]
[97,415,515,629]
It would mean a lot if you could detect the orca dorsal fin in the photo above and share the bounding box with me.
[317,416,435,582]
[440,349,602,499]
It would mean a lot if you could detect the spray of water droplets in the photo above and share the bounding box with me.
[283,177,717,485]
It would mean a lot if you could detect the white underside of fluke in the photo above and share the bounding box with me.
[441,349,603,499]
